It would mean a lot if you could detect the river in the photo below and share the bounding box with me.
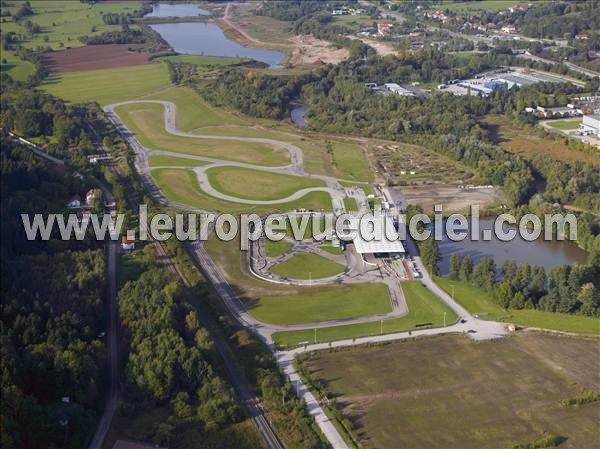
[437,218,588,275]
[147,4,286,68]
[290,104,307,126]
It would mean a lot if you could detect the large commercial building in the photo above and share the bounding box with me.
[580,114,600,137]
[351,215,406,256]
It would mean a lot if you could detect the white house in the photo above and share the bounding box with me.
[121,236,135,251]
[501,25,517,34]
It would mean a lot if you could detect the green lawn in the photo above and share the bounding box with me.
[249,283,391,325]
[267,215,333,241]
[41,63,170,105]
[148,155,210,167]
[140,86,249,132]
[206,166,326,201]
[115,102,290,166]
[546,119,582,131]
[155,55,247,66]
[0,1,143,50]
[273,281,458,347]
[264,239,293,258]
[319,244,343,255]
[331,141,371,182]
[151,168,332,214]
[435,277,600,335]
[270,253,345,280]
[0,50,36,81]
[343,197,359,212]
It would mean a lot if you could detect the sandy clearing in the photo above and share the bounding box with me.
[399,184,500,213]
[289,35,350,66]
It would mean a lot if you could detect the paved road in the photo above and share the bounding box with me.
[87,184,118,449]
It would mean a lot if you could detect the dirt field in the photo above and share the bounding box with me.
[41,44,153,73]
[357,37,397,56]
[289,35,350,66]
[301,333,600,449]
[400,184,500,213]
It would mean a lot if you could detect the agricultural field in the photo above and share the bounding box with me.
[0,49,35,81]
[435,277,600,334]
[270,253,345,280]
[151,168,332,214]
[206,166,327,201]
[41,62,170,105]
[299,332,600,449]
[249,283,391,325]
[0,1,143,50]
[483,115,600,167]
[41,44,153,73]
[273,281,458,347]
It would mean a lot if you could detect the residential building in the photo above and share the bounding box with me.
[377,21,393,36]
[66,195,81,208]
[502,25,517,34]
[121,236,135,251]
[86,189,98,206]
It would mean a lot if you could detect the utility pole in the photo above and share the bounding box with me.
[451,284,455,300]
[444,311,447,327]
[380,319,383,335]
[309,271,312,287]
[314,327,317,344]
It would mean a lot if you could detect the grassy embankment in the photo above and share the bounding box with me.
[546,119,583,131]
[435,276,600,334]
[273,281,458,347]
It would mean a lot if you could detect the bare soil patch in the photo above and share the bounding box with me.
[289,35,350,66]
[400,184,500,213]
[41,44,154,73]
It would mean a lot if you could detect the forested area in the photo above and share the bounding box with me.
[446,253,600,317]
[1,137,108,447]
[116,268,242,446]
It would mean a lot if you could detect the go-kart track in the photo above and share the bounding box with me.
[105,100,510,449]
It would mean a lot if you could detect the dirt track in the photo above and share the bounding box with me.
[41,44,153,73]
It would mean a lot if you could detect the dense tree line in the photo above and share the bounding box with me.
[1,136,108,448]
[447,254,600,317]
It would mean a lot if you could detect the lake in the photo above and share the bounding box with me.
[150,22,286,68]
[437,218,588,275]
[144,3,210,18]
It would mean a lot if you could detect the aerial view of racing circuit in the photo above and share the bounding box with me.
[1,1,599,449]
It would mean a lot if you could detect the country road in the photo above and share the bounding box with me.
[87,183,119,449]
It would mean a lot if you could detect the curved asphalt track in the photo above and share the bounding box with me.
[105,99,509,449]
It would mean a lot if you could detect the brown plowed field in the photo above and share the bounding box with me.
[41,44,154,73]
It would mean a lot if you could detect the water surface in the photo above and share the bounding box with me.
[438,218,587,275]
[150,22,285,67]
[291,104,307,126]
